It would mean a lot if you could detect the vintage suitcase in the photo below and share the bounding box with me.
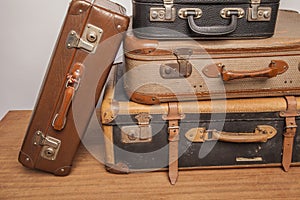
[18,0,129,175]
[101,64,300,184]
[132,0,280,39]
[124,10,300,105]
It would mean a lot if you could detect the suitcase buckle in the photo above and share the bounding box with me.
[121,113,152,143]
[160,48,193,79]
[33,131,61,161]
[66,24,103,53]
[248,0,272,21]
[150,0,176,22]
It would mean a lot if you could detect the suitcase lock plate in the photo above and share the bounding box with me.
[121,113,152,143]
[150,0,176,22]
[33,131,61,161]
[160,48,193,79]
[248,0,272,21]
[66,24,103,54]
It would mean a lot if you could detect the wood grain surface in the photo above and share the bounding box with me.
[1,110,300,199]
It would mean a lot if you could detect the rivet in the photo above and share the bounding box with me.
[26,157,30,162]
[264,11,270,18]
[151,11,158,19]
[79,9,83,13]
[117,25,122,30]
[164,66,172,74]
[61,168,65,172]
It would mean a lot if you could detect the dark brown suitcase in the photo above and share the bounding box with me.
[132,0,280,39]
[18,0,129,175]
[124,10,300,105]
[101,64,300,184]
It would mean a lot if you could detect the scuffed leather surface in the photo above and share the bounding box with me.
[133,1,279,39]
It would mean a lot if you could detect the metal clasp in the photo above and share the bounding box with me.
[220,8,245,19]
[121,113,152,143]
[248,0,272,21]
[150,0,176,22]
[66,24,103,53]
[160,48,193,79]
[178,8,202,19]
[33,131,61,161]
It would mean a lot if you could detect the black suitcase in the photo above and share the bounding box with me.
[132,0,280,39]
[100,64,300,184]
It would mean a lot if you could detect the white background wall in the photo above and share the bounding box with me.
[0,1,299,120]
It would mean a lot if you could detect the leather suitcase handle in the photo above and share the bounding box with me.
[187,13,237,36]
[202,60,289,81]
[52,63,84,131]
[185,125,277,143]
[220,60,288,81]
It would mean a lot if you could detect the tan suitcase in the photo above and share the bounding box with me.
[124,10,300,104]
[18,0,129,175]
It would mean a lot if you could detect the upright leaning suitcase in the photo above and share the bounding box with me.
[101,64,300,184]
[132,0,280,39]
[18,0,129,175]
[124,10,300,105]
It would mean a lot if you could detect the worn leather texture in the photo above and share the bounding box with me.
[101,65,300,172]
[18,0,129,175]
[124,10,300,104]
[133,0,280,39]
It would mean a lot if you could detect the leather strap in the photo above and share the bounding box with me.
[280,96,299,172]
[163,102,184,185]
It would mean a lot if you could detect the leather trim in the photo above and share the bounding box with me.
[281,96,299,172]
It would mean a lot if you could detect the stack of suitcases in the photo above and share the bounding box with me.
[100,0,300,185]
[18,0,300,185]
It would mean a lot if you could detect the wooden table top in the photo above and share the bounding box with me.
[1,110,300,199]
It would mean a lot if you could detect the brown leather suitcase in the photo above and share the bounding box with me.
[18,0,129,175]
[124,10,300,105]
[101,64,300,184]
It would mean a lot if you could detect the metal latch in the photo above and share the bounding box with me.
[66,24,103,53]
[150,0,176,22]
[248,0,272,21]
[121,113,152,143]
[33,131,61,161]
[160,48,193,79]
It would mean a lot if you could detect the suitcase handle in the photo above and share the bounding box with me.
[220,60,288,81]
[187,13,238,35]
[185,125,277,143]
[202,60,289,81]
[52,63,84,131]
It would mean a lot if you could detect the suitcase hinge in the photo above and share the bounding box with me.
[248,0,272,21]
[150,0,176,22]
[33,131,61,161]
[121,113,152,143]
[66,24,103,54]
[160,48,193,79]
